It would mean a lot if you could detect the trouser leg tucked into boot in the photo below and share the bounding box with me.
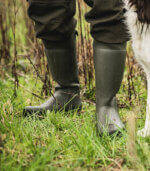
[94,41,126,134]
[23,35,82,116]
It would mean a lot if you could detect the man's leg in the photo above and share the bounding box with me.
[84,0,129,134]
[24,0,82,115]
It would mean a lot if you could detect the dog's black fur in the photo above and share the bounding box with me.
[129,0,150,24]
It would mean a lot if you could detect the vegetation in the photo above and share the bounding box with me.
[0,0,150,170]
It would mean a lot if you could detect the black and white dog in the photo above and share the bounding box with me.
[124,0,150,137]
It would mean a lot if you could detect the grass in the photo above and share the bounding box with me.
[0,69,150,170]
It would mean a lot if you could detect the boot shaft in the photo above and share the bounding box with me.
[45,33,80,89]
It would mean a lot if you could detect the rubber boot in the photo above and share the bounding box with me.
[94,40,126,134]
[23,34,82,116]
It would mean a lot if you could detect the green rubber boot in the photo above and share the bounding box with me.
[94,41,126,134]
[23,34,82,116]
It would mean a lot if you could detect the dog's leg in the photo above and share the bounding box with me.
[137,69,150,137]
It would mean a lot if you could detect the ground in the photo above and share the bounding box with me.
[0,70,150,171]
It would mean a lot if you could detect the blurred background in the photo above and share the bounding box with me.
[0,0,146,107]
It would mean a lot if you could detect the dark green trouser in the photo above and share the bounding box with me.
[27,0,128,48]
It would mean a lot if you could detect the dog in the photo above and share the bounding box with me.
[124,0,150,137]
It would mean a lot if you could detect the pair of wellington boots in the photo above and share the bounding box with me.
[23,34,126,134]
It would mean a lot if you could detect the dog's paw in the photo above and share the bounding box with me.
[137,127,150,137]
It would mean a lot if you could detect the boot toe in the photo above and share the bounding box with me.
[97,106,125,135]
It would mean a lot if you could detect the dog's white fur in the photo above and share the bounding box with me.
[124,0,150,137]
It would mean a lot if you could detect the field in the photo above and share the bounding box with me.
[0,0,150,170]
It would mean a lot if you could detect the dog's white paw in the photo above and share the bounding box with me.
[137,127,150,137]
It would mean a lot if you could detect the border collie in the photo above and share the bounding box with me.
[124,0,150,137]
